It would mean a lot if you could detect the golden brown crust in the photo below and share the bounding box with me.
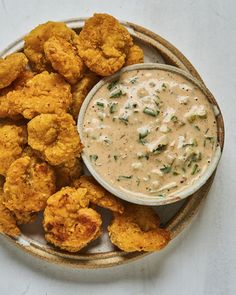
[108,203,171,252]
[54,157,83,189]
[43,187,102,252]
[44,36,84,84]
[70,71,100,120]
[125,44,144,66]
[73,175,124,214]
[0,123,27,176]
[24,21,78,72]
[3,156,56,213]
[27,113,82,165]
[0,53,28,89]
[0,183,20,237]
[77,13,133,76]
[0,71,72,120]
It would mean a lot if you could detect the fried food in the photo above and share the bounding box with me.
[125,44,144,66]
[70,71,100,120]
[108,203,171,252]
[44,36,84,84]
[77,13,133,76]
[13,210,37,225]
[3,156,56,215]
[24,21,78,72]
[0,71,72,119]
[28,113,82,165]
[0,123,27,176]
[43,187,102,252]
[0,177,20,237]
[73,175,124,214]
[0,53,28,89]
[54,157,83,189]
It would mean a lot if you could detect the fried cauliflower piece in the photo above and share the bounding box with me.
[70,71,100,120]
[0,123,27,176]
[0,53,28,89]
[108,203,171,252]
[125,44,144,66]
[27,113,82,165]
[3,156,56,215]
[77,13,133,76]
[24,21,79,72]
[0,71,72,119]
[0,178,20,237]
[54,157,83,189]
[44,36,84,84]
[73,175,124,214]
[43,187,102,252]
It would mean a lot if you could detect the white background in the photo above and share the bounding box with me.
[0,0,235,294]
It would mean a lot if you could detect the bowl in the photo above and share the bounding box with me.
[78,63,223,206]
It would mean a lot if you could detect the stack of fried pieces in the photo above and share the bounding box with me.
[0,13,170,252]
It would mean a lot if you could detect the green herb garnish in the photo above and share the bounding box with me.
[109,102,117,114]
[110,90,124,99]
[160,165,172,174]
[96,101,104,108]
[107,80,118,91]
[191,164,199,175]
[89,154,98,161]
[130,77,138,84]
[153,144,167,154]
[117,175,133,181]
[119,114,129,125]
[143,107,159,117]
[137,152,149,160]
[114,155,118,161]
[194,125,200,131]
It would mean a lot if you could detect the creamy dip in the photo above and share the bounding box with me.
[82,69,218,198]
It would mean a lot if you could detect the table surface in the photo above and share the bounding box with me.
[0,0,235,294]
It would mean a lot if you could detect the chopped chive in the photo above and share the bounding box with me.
[171,115,178,122]
[107,80,118,91]
[139,129,149,139]
[130,77,138,84]
[173,171,179,176]
[205,128,209,134]
[143,107,159,117]
[109,102,117,114]
[191,164,199,175]
[119,114,129,125]
[104,138,112,145]
[137,152,149,160]
[153,144,167,154]
[114,155,118,161]
[160,165,172,174]
[89,154,98,161]
[110,90,124,98]
[162,83,167,88]
[117,175,133,181]
[96,101,104,108]
[194,125,200,131]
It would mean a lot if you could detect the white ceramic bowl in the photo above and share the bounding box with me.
[78,63,222,206]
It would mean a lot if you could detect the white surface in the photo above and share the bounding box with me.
[0,0,235,294]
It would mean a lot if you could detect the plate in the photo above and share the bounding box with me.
[0,18,225,268]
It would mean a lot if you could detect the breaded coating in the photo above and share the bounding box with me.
[73,175,124,214]
[125,44,144,66]
[70,71,99,120]
[0,53,28,89]
[0,70,35,97]
[0,123,27,176]
[0,71,72,119]
[54,157,83,189]
[28,113,82,165]
[108,203,171,252]
[0,179,20,237]
[44,36,84,84]
[24,21,78,72]
[43,187,102,252]
[13,210,37,225]
[3,156,56,214]
[77,13,133,76]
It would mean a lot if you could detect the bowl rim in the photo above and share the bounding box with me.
[78,63,222,206]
